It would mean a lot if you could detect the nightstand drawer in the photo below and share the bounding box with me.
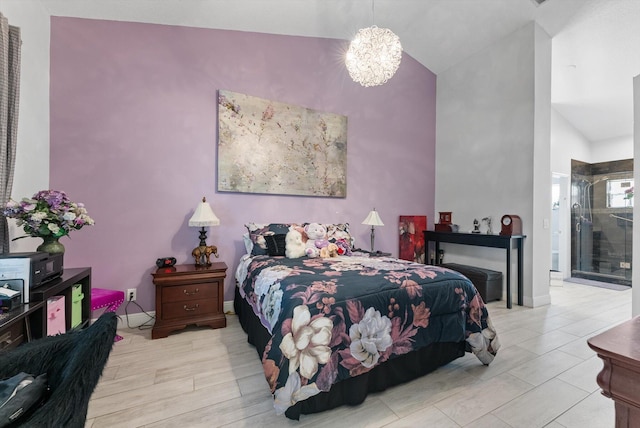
[161,283,217,303]
[162,298,218,321]
[0,320,24,351]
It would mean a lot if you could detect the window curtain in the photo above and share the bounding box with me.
[0,13,21,254]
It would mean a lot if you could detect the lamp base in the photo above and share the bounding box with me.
[197,227,208,247]
[370,226,376,253]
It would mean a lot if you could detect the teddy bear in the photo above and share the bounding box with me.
[304,222,327,258]
[285,229,307,258]
[320,242,339,258]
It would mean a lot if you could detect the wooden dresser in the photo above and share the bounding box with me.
[151,262,227,339]
[588,316,640,428]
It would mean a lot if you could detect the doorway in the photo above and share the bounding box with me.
[551,173,569,275]
[570,159,633,286]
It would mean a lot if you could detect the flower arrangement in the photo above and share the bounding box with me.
[3,190,94,240]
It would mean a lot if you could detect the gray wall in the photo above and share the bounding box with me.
[436,22,552,307]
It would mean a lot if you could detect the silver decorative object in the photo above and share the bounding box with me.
[482,216,493,234]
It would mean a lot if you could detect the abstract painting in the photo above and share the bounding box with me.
[399,215,427,263]
[217,90,348,197]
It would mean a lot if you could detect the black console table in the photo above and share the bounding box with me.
[424,231,526,308]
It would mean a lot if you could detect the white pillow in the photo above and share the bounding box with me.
[242,232,253,255]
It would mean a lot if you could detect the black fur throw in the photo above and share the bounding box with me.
[0,312,118,427]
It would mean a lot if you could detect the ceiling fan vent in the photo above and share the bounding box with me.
[531,0,549,5]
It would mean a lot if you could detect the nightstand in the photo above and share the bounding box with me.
[151,262,227,339]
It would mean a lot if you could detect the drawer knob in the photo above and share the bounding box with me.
[183,304,199,311]
[183,288,200,296]
[0,331,12,346]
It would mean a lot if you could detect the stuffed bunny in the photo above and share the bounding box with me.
[285,229,306,258]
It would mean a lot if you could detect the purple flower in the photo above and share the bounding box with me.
[3,189,94,239]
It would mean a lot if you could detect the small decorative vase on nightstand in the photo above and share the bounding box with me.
[37,236,65,254]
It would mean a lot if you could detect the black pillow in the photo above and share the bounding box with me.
[0,372,48,427]
[264,234,287,257]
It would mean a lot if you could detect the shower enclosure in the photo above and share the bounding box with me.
[571,159,633,286]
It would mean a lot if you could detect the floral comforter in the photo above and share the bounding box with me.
[236,255,500,415]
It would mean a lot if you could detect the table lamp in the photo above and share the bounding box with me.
[362,208,384,252]
[188,197,220,265]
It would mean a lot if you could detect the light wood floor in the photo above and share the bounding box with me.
[85,282,631,428]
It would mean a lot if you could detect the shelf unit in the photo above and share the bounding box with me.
[0,301,45,350]
[0,267,91,348]
[29,267,92,337]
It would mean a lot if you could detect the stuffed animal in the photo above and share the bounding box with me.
[320,242,339,258]
[334,238,352,256]
[315,238,330,250]
[285,229,306,258]
[304,222,327,258]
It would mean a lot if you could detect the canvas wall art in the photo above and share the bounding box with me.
[399,215,427,263]
[217,90,348,197]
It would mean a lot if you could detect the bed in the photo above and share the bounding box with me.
[234,223,500,420]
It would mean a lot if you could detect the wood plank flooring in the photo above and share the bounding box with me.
[85,282,630,427]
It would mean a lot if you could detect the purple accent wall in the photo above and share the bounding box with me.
[49,17,436,312]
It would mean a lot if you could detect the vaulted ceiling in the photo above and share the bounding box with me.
[34,0,640,142]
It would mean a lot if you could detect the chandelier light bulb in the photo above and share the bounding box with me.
[346,26,402,87]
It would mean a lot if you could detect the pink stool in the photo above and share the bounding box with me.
[91,288,125,341]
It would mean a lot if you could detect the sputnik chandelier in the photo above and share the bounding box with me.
[345,2,402,87]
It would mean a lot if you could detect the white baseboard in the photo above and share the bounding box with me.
[97,301,235,330]
[524,293,551,308]
[118,311,156,329]
[224,300,235,314]
[93,311,156,330]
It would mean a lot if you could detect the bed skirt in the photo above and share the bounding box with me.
[234,287,466,420]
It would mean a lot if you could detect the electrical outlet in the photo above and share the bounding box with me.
[127,288,137,301]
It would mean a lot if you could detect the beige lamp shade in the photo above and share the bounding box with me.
[362,209,384,226]
[189,197,220,227]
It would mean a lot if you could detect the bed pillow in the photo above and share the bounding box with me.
[245,222,353,256]
[245,223,296,256]
[242,233,253,255]
[264,234,287,257]
[325,223,355,250]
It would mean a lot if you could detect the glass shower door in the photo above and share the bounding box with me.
[571,164,632,286]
